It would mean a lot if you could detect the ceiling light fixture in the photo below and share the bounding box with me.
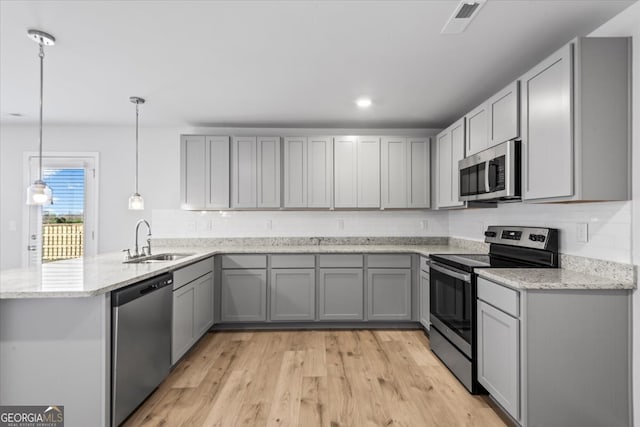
[356,98,372,108]
[26,29,56,206]
[128,96,146,210]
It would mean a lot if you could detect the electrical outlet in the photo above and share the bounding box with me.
[186,221,197,232]
[420,220,428,231]
[265,220,272,230]
[576,223,589,243]
[8,220,17,232]
[337,219,344,230]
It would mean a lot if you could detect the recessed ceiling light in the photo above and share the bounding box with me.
[356,98,372,108]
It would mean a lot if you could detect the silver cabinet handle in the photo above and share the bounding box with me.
[430,262,471,283]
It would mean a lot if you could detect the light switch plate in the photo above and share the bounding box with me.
[420,220,428,230]
[265,220,272,230]
[337,219,344,230]
[576,223,589,243]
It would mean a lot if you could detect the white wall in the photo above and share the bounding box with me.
[0,124,188,270]
[153,209,448,238]
[589,3,640,425]
[449,202,632,263]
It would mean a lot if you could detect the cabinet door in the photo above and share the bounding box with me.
[193,273,214,338]
[319,268,364,320]
[172,283,195,364]
[206,136,230,209]
[221,269,267,322]
[230,136,257,208]
[180,135,207,209]
[407,138,430,208]
[488,81,520,146]
[436,129,452,208]
[334,136,358,208]
[477,300,520,420]
[521,44,573,201]
[307,136,333,208]
[257,136,281,208]
[450,119,466,207]
[270,269,315,321]
[381,137,408,208]
[367,269,411,320]
[465,103,489,156]
[283,137,307,207]
[419,270,430,330]
[357,136,381,208]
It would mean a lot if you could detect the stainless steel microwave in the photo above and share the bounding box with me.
[458,140,521,202]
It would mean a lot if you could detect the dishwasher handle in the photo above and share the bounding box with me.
[112,273,173,307]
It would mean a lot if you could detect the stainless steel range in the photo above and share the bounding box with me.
[429,226,559,394]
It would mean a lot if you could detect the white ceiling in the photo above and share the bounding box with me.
[0,0,636,128]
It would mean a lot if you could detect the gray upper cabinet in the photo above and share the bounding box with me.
[270,269,315,321]
[231,136,257,208]
[367,268,411,321]
[231,136,281,208]
[257,136,281,208]
[180,135,230,210]
[356,136,381,208]
[435,119,465,209]
[381,137,430,209]
[283,136,307,208]
[381,137,407,208]
[488,81,519,146]
[221,269,267,322]
[334,136,358,208]
[407,137,430,208]
[465,102,488,156]
[521,37,630,202]
[283,136,333,208]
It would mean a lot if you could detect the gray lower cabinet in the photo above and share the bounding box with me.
[477,299,519,420]
[270,269,315,321]
[172,271,214,364]
[221,269,267,322]
[319,268,364,320]
[367,268,411,320]
[419,269,430,330]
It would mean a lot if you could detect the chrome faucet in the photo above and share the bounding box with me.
[134,219,152,257]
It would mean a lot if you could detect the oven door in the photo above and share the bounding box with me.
[429,262,472,358]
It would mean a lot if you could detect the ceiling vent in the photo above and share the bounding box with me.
[441,0,486,34]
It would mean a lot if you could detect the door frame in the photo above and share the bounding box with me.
[22,151,100,266]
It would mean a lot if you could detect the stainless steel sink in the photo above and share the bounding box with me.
[124,253,195,264]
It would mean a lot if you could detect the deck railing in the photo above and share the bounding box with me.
[42,223,84,261]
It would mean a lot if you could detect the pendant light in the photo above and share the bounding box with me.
[25,29,55,205]
[128,96,145,210]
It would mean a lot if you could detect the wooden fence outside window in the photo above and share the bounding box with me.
[42,223,84,262]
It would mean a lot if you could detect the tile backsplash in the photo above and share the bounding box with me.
[152,209,449,239]
[448,201,632,263]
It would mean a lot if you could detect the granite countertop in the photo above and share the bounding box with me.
[476,268,635,290]
[0,244,470,299]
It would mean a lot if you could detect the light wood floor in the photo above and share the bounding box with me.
[124,330,508,427]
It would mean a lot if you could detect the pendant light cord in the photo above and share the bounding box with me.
[135,102,139,194]
[38,43,44,182]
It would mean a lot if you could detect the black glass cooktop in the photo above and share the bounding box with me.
[429,253,539,273]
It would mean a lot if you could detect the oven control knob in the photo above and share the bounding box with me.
[484,231,497,238]
[529,234,538,241]
[537,235,546,242]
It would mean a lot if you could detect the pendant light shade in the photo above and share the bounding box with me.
[26,29,55,206]
[128,96,145,210]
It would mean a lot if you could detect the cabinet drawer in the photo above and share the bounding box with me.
[367,254,411,268]
[477,277,519,317]
[420,256,429,272]
[222,254,267,269]
[271,255,315,269]
[319,254,363,268]
[173,257,213,290]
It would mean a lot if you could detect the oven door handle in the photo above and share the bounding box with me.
[430,262,472,283]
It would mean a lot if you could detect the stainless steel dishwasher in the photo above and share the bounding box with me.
[111,272,173,426]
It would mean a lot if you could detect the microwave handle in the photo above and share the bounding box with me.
[485,160,491,192]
